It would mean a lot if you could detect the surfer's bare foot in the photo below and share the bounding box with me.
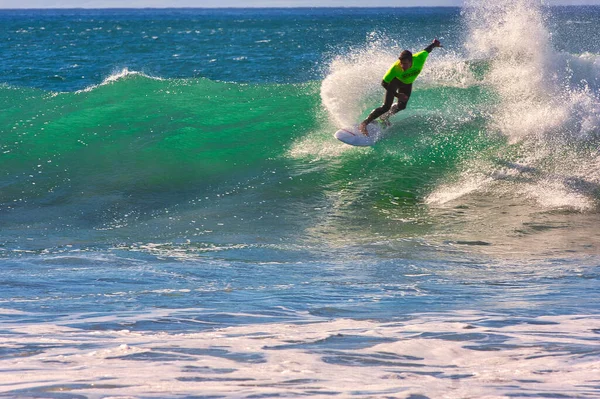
[359,122,369,136]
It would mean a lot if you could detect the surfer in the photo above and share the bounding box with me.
[359,38,443,136]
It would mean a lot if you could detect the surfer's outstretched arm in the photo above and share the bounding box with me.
[424,38,443,53]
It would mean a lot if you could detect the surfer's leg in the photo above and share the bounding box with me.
[388,83,413,116]
[378,82,412,127]
[359,81,399,135]
[381,102,403,121]
[380,103,400,125]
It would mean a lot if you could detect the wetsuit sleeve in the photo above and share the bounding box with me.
[424,43,437,53]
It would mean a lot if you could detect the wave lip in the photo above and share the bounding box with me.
[76,68,164,93]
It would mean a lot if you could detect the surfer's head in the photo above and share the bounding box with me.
[399,50,413,70]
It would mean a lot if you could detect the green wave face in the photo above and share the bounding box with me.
[0,73,494,243]
[1,66,598,251]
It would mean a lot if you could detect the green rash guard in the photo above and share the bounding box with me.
[382,51,429,84]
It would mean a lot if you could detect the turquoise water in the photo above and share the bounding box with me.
[1,4,600,398]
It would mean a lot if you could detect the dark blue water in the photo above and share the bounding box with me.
[0,7,463,91]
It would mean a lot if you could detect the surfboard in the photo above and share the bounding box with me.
[334,123,383,147]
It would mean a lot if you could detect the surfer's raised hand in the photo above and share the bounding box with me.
[425,38,443,53]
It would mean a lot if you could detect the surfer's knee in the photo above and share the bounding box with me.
[387,103,405,116]
[379,103,392,113]
[395,101,407,112]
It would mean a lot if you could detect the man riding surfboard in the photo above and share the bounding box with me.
[359,38,443,136]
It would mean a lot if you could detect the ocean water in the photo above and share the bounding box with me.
[1,2,600,398]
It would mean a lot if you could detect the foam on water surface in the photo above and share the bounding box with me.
[1,310,599,398]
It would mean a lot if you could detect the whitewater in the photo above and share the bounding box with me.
[1,3,599,398]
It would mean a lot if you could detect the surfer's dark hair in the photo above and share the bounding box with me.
[399,50,412,61]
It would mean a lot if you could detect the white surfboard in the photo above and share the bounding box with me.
[334,123,383,147]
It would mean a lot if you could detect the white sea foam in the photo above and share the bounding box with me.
[1,309,598,398]
[426,169,494,205]
[320,35,398,128]
[427,0,600,211]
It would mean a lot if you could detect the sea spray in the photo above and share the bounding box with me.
[427,0,600,210]
[320,33,399,128]
[463,0,564,141]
